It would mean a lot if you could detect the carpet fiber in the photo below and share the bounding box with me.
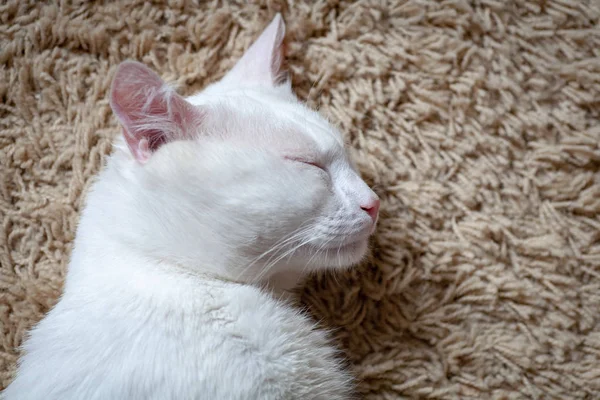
[1,0,599,398]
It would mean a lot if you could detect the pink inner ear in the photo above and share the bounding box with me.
[110,61,203,163]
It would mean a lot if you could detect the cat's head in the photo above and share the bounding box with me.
[108,14,379,285]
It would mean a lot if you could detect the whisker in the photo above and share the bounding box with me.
[237,225,314,281]
[237,217,320,282]
[252,235,316,284]
[304,234,337,272]
[259,225,316,270]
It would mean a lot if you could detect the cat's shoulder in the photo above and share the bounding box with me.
[197,280,311,332]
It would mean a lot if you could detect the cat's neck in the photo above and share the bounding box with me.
[69,205,302,299]
[66,238,303,312]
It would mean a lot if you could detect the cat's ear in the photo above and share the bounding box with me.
[223,13,287,86]
[110,61,203,163]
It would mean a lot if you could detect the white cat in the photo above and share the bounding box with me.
[3,14,379,400]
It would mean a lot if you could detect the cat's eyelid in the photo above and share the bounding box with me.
[283,156,325,170]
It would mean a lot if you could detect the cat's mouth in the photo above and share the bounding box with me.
[318,237,368,255]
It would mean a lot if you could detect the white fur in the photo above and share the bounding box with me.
[3,14,378,400]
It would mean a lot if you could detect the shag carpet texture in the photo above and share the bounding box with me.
[1,0,600,398]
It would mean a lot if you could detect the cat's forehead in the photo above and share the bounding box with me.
[277,106,343,154]
[201,94,344,159]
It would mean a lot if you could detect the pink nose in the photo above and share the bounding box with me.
[361,198,380,222]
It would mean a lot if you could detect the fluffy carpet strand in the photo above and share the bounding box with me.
[1,1,599,398]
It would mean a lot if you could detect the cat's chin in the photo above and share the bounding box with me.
[307,238,370,269]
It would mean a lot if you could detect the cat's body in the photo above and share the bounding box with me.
[6,256,350,399]
[3,14,378,400]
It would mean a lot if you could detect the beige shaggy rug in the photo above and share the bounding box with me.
[1,0,600,398]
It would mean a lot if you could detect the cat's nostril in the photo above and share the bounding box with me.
[361,199,380,222]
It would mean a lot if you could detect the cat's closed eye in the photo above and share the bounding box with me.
[284,157,326,172]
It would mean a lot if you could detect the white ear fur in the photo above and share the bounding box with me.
[223,14,287,86]
[110,61,203,163]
